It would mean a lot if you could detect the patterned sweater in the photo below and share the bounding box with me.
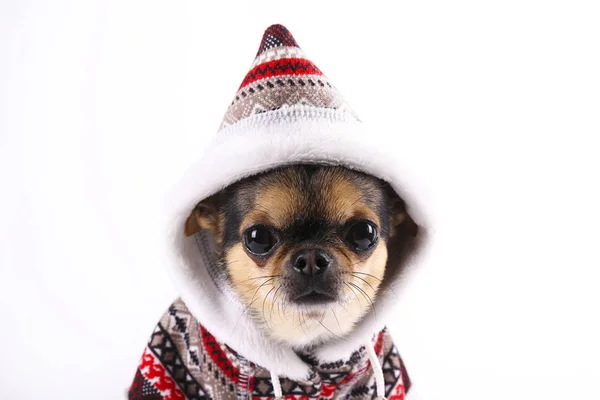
[128,299,410,400]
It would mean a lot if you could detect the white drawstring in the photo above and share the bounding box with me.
[366,341,387,400]
[270,371,284,400]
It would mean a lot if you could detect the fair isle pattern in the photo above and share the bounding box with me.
[129,299,410,400]
[250,46,307,68]
[249,331,395,400]
[135,347,187,400]
[219,24,358,130]
[160,305,209,392]
[219,75,348,130]
[147,324,208,399]
[238,58,322,90]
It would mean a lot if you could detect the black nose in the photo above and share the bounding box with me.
[292,249,332,276]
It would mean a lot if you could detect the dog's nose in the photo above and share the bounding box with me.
[292,249,332,276]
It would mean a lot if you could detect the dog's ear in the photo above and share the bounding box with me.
[184,194,221,236]
[390,196,419,238]
[385,185,419,239]
[380,186,422,289]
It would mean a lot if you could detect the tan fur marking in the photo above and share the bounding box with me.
[184,205,221,237]
[242,183,303,231]
[321,174,381,227]
[228,243,280,298]
[184,212,202,236]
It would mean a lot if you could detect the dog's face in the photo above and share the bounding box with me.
[185,165,418,347]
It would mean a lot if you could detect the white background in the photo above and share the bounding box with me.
[1,1,599,399]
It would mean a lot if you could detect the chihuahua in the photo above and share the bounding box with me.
[129,24,423,400]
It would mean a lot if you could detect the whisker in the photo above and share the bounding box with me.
[349,271,383,282]
[270,284,285,324]
[281,299,294,323]
[303,312,319,333]
[345,282,363,312]
[233,279,274,332]
[261,286,277,330]
[296,311,307,333]
[350,273,378,293]
[345,271,399,299]
[340,251,371,269]
[239,277,275,297]
[348,281,377,318]
[337,300,350,313]
[318,319,347,342]
[331,308,342,333]
[237,274,281,285]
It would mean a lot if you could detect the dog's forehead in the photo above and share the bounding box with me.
[236,166,385,228]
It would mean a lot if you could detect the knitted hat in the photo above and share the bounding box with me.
[219,24,358,131]
[167,24,421,222]
[164,24,428,379]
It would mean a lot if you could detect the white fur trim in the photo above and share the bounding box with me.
[164,104,429,376]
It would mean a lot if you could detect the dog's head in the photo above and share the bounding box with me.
[185,164,419,346]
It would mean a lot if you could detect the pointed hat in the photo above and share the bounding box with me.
[219,24,359,130]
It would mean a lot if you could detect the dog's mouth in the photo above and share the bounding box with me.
[293,290,337,305]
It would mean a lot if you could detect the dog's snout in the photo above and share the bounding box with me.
[292,249,332,276]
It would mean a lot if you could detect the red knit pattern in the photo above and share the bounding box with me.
[375,331,385,355]
[257,396,311,400]
[389,382,407,400]
[320,383,338,399]
[200,324,240,383]
[338,331,387,387]
[139,348,185,400]
[336,334,385,387]
[239,58,322,89]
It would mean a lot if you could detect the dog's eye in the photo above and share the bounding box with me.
[243,226,278,255]
[345,221,378,251]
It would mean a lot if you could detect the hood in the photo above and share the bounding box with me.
[163,24,429,381]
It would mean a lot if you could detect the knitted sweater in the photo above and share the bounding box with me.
[129,299,410,400]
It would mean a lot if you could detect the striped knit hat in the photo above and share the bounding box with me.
[218,24,359,131]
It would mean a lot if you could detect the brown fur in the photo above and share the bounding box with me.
[185,194,221,239]
[184,165,419,346]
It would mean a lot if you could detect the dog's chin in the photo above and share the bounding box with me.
[247,288,373,348]
[292,290,338,306]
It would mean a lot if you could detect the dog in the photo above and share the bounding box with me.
[129,24,425,400]
[184,164,419,348]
